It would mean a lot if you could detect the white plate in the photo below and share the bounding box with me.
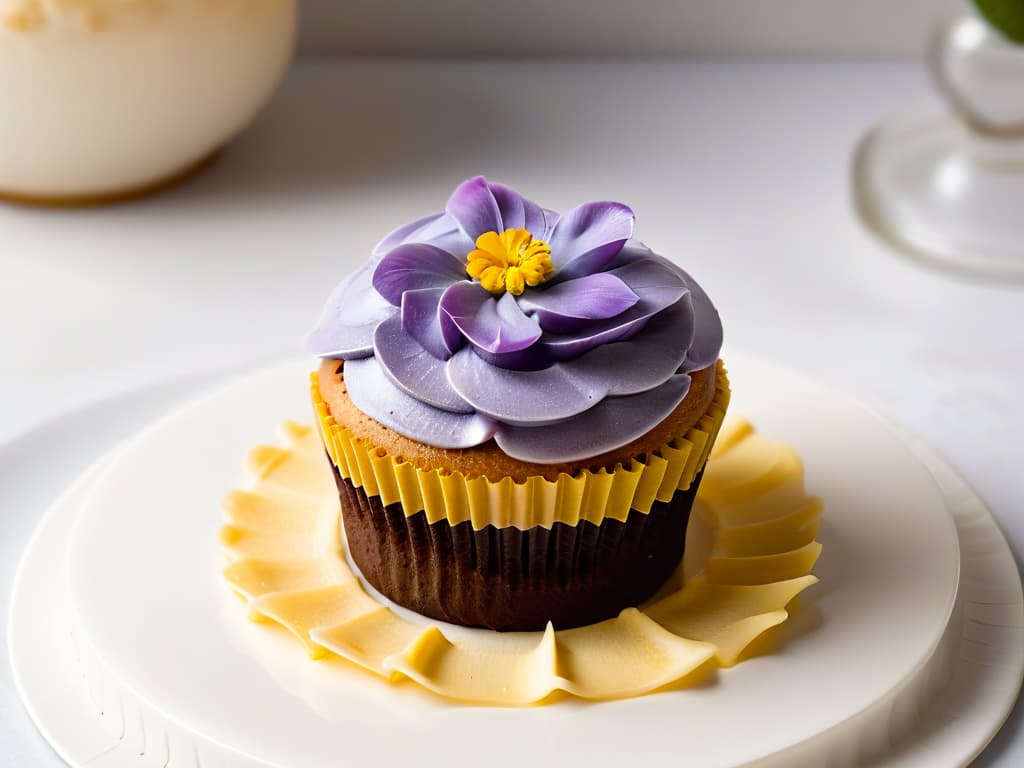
[9,357,1023,767]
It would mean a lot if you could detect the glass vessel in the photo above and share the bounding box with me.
[855,15,1024,279]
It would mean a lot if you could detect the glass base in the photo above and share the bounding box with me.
[854,112,1024,280]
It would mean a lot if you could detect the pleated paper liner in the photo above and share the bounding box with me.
[221,414,823,706]
[310,361,731,531]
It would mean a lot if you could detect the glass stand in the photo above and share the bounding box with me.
[854,16,1024,280]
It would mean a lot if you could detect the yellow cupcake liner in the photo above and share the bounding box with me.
[310,362,730,531]
[221,413,823,706]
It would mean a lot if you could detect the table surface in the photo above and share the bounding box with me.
[2,57,1021,766]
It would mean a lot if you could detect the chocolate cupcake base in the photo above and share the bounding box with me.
[333,464,702,632]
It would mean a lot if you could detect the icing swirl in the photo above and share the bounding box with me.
[308,177,723,463]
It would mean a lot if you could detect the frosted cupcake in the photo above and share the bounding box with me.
[309,177,727,631]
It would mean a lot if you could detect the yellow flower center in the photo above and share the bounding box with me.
[466,228,554,296]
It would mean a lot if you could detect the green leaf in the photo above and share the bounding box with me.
[974,0,1024,44]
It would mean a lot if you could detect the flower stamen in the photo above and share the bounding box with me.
[466,228,554,295]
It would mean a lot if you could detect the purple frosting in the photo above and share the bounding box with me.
[308,177,723,464]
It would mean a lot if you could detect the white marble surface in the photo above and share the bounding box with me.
[2,57,1022,765]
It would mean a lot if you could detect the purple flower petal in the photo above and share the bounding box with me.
[603,238,654,270]
[538,257,687,361]
[374,316,473,413]
[344,356,497,448]
[446,176,548,241]
[307,263,396,359]
[372,243,467,307]
[400,287,464,360]
[446,176,503,240]
[446,347,597,425]
[540,208,559,240]
[440,282,542,354]
[493,374,692,463]
[490,181,546,235]
[439,305,463,356]
[373,212,437,256]
[547,201,634,282]
[372,211,474,261]
[516,273,639,334]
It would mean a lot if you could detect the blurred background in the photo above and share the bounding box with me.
[299,0,963,56]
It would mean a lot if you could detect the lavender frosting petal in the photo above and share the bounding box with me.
[610,257,689,307]
[307,263,396,359]
[374,316,474,414]
[569,298,694,396]
[344,356,497,448]
[538,314,645,362]
[447,299,694,424]
[653,257,723,372]
[600,248,721,372]
[446,347,597,425]
[372,243,467,306]
[440,283,542,354]
[516,273,639,334]
[547,201,634,282]
[538,259,688,361]
[493,374,693,463]
[471,345,554,372]
[400,287,466,360]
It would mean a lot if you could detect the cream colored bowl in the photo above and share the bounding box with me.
[0,0,296,203]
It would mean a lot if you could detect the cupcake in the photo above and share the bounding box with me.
[308,177,727,631]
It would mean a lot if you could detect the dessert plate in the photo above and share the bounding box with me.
[9,357,1023,767]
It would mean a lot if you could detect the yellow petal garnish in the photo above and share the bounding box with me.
[466,228,554,295]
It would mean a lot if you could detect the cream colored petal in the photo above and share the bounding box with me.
[385,624,562,706]
[224,557,353,601]
[251,584,381,659]
[558,609,716,699]
[219,524,321,561]
[646,575,819,665]
[713,497,824,558]
[312,608,421,678]
[703,541,823,586]
[709,413,754,459]
[701,433,805,509]
[221,489,321,533]
[245,443,336,500]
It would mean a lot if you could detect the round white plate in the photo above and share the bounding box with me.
[9,358,1023,767]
